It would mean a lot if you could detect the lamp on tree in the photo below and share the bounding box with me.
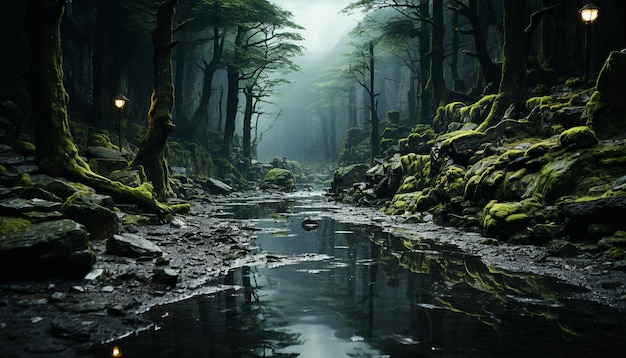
[579,3,599,83]
[113,94,129,152]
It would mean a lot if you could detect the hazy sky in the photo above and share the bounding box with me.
[270,0,363,57]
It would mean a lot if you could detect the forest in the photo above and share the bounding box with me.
[2,0,626,355]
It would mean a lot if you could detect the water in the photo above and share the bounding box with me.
[86,191,626,357]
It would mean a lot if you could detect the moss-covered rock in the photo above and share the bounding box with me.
[559,126,598,150]
[261,168,296,192]
[331,164,369,195]
[481,198,546,241]
[0,217,32,235]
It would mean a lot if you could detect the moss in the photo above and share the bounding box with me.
[559,126,598,150]
[14,141,36,156]
[526,96,554,111]
[168,203,191,214]
[262,168,296,192]
[16,173,34,187]
[481,198,545,239]
[87,133,114,148]
[0,217,32,235]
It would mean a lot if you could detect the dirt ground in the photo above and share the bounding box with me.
[1,192,626,357]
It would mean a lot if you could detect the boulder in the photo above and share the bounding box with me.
[61,192,119,241]
[205,178,232,195]
[559,126,598,150]
[261,168,296,192]
[331,164,369,195]
[106,233,163,258]
[0,219,94,279]
[84,146,129,175]
[557,195,626,240]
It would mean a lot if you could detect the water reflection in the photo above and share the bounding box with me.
[84,193,626,357]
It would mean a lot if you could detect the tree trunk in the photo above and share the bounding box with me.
[417,0,431,123]
[132,0,178,201]
[25,0,173,218]
[242,86,253,160]
[477,0,527,132]
[429,0,448,109]
[329,103,337,158]
[222,65,239,157]
[369,41,380,161]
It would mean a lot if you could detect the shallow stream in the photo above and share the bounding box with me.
[89,191,626,357]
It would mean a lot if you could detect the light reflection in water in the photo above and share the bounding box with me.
[83,193,626,357]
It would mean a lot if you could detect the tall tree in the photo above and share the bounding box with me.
[477,0,527,131]
[25,0,171,217]
[132,0,178,201]
[221,0,303,157]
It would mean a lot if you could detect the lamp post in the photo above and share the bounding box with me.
[579,3,599,83]
[113,94,129,152]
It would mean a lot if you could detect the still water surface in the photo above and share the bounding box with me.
[93,191,626,357]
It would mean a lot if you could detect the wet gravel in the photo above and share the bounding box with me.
[1,192,626,357]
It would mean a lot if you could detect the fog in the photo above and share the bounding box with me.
[257,1,364,163]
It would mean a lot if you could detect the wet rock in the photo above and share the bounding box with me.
[62,192,119,241]
[151,268,179,286]
[106,233,163,258]
[49,324,91,342]
[261,168,296,192]
[42,177,96,200]
[331,164,369,195]
[558,196,626,240]
[555,106,586,128]
[205,178,232,195]
[481,198,546,241]
[0,197,62,216]
[84,146,129,175]
[0,219,95,279]
[109,167,146,188]
[546,239,579,257]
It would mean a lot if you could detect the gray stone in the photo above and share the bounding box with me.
[205,178,232,195]
[331,164,369,195]
[106,233,163,258]
[0,219,94,279]
[151,268,179,286]
[62,192,119,241]
[0,197,63,216]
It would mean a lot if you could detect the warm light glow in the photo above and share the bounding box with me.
[111,346,123,357]
[113,94,129,109]
[579,3,599,24]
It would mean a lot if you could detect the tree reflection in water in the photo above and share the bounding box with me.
[86,193,626,357]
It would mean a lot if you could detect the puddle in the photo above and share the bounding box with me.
[81,191,626,357]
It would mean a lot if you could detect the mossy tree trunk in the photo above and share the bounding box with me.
[25,0,172,218]
[132,0,178,201]
[368,41,380,161]
[477,0,527,132]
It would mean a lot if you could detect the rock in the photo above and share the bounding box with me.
[84,146,129,175]
[261,168,296,192]
[558,126,598,150]
[106,233,163,258]
[151,268,179,286]
[0,219,95,279]
[331,164,369,195]
[555,106,586,128]
[481,198,546,241]
[557,196,626,240]
[61,192,119,241]
[109,167,146,188]
[205,178,232,195]
[0,197,63,216]
[546,239,580,257]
